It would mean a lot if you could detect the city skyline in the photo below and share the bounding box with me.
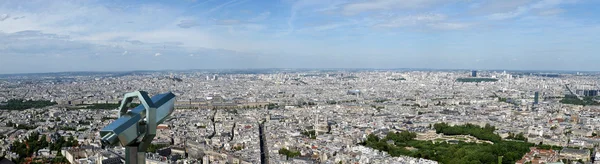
[2,69,600,163]
[1,0,600,73]
[0,68,596,76]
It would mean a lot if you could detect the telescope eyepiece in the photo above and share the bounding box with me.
[101,132,119,146]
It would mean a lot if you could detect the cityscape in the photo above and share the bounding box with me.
[2,0,600,163]
[1,69,600,164]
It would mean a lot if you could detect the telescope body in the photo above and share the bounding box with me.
[99,91,175,164]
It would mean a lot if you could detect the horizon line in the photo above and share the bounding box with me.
[1,68,597,76]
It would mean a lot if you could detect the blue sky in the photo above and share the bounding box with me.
[0,0,599,73]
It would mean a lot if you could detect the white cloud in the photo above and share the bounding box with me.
[342,0,446,15]
[313,22,354,31]
[374,13,447,28]
[428,22,471,30]
[177,19,200,28]
[0,30,122,57]
[0,14,9,21]
[487,0,573,20]
[471,0,534,13]
[531,0,571,9]
[488,7,528,20]
[122,51,128,55]
[205,0,238,15]
[538,8,564,16]
[370,13,471,30]
[282,0,345,36]
[249,11,270,22]
[216,19,243,25]
[0,29,276,73]
[78,29,216,51]
[242,24,266,31]
[12,16,25,20]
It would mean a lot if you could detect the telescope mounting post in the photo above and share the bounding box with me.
[100,91,176,164]
[117,91,156,164]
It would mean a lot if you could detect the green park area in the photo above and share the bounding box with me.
[456,78,498,83]
[70,103,141,110]
[388,78,406,81]
[278,148,301,159]
[362,123,556,164]
[0,99,56,110]
[8,132,78,163]
[560,95,600,106]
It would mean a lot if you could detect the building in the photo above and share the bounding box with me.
[575,89,599,97]
[516,147,559,164]
[100,157,123,164]
[471,70,477,77]
[560,148,590,162]
[37,148,51,157]
[594,147,600,164]
[534,91,539,105]
[171,147,186,158]
[347,90,361,96]
[584,90,599,97]
[528,126,544,137]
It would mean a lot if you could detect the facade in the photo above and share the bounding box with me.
[534,91,539,105]
[575,89,599,97]
[516,147,559,164]
[100,157,123,164]
[584,90,599,97]
[560,148,590,162]
[346,90,360,96]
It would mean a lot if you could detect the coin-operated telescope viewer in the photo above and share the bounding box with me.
[100,91,176,164]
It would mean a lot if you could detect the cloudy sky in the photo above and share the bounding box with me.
[0,0,599,74]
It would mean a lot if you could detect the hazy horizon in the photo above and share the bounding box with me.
[1,0,600,74]
[1,67,596,76]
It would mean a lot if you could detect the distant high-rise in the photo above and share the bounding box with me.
[347,90,361,96]
[575,89,600,97]
[584,90,599,97]
[471,70,477,77]
[534,91,539,105]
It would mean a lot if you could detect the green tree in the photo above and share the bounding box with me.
[0,99,57,110]
[363,123,535,164]
[278,148,300,159]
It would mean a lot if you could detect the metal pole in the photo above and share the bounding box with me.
[125,146,146,164]
[125,146,138,164]
[137,151,146,164]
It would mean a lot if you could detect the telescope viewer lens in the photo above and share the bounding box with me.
[101,133,118,146]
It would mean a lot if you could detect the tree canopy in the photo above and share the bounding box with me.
[433,123,501,143]
[362,124,536,164]
[279,148,301,159]
[506,132,528,142]
[10,132,78,163]
[78,103,140,109]
[456,78,498,83]
[0,99,57,110]
[560,95,600,106]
